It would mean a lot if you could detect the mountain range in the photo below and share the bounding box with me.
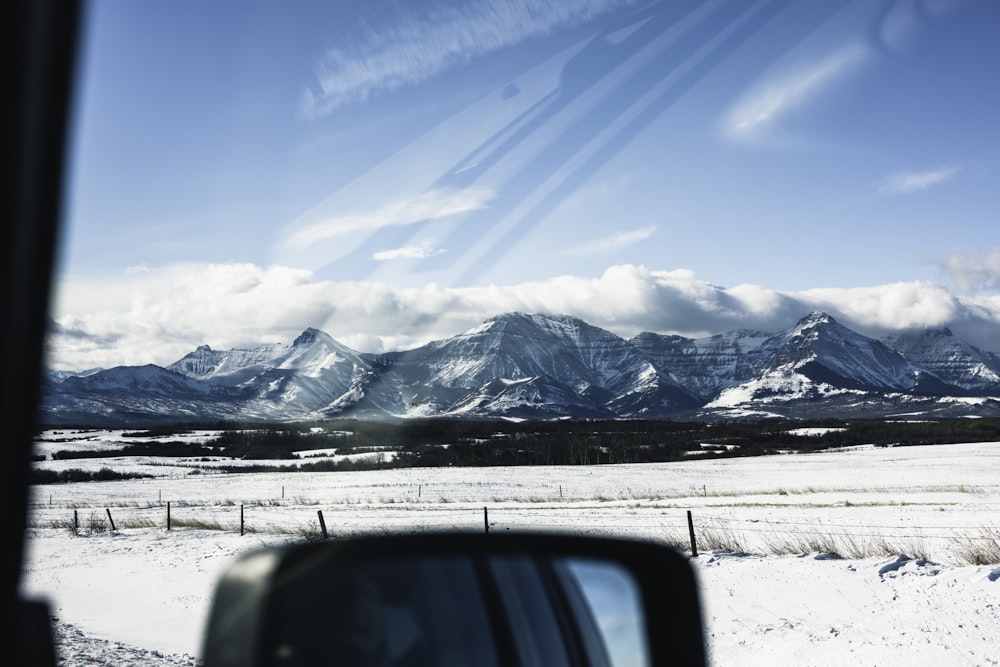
[40,311,1000,426]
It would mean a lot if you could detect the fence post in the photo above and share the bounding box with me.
[106,508,116,532]
[687,510,698,558]
[167,502,171,531]
[484,506,489,535]
[317,510,328,540]
[240,504,245,536]
[73,509,78,532]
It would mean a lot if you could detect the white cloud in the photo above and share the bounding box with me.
[372,243,447,262]
[301,0,637,118]
[800,282,963,332]
[282,186,494,250]
[936,248,1000,293]
[565,226,657,255]
[724,45,868,141]
[879,166,960,194]
[47,262,1000,371]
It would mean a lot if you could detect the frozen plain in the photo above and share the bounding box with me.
[22,432,1000,666]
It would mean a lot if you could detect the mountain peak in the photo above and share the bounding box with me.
[796,311,836,328]
[292,328,325,346]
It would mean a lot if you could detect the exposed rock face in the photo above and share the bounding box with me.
[381,313,699,419]
[167,343,287,380]
[630,328,773,401]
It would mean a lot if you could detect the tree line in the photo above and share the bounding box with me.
[36,417,1000,479]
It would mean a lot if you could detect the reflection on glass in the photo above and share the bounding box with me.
[260,549,652,667]
[565,558,650,667]
[266,555,498,667]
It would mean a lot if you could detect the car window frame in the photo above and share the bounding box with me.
[9,1,83,664]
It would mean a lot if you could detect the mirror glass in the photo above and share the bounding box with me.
[266,555,499,667]
[563,557,650,667]
[262,550,651,667]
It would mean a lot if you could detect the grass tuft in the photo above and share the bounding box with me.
[697,524,751,555]
[168,517,231,531]
[951,528,1000,565]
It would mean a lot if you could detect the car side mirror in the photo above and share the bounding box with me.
[202,532,706,667]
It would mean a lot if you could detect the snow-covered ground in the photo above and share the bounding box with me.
[21,433,1000,666]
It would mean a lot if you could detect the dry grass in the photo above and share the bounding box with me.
[696,524,751,555]
[696,519,937,560]
[168,516,233,531]
[951,528,1000,565]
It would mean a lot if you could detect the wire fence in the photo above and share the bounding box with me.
[27,499,1000,565]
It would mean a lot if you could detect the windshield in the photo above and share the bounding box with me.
[50,0,1000,371]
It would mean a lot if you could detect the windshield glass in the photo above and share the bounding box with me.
[50,0,1000,370]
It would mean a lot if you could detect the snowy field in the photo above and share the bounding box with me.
[21,431,1000,666]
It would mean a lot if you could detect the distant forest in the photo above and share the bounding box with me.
[39,418,1000,477]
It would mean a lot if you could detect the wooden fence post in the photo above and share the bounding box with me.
[106,508,116,532]
[317,510,328,540]
[167,501,171,531]
[687,510,698,558]
[73,509,78,532]
[240,504,245,536]
[484,506,489,534]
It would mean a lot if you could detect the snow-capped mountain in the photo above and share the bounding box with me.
[881,328,1000,396]
[39,312,1000,426]
[171,328,382,417]
[167,342,287,380]
[713,311,961,403]
[630,328,773,401]
[755,312,941,392]
[42,364,247,425]
[379,313,699,419]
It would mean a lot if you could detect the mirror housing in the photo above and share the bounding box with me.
[202,532,706,667]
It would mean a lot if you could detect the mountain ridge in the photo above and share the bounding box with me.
[40,311,1000,425]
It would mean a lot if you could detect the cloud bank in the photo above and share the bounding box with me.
[48,262,1000,371]
[937,248,1000,293]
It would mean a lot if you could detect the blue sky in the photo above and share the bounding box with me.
[51,0,1000,369]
